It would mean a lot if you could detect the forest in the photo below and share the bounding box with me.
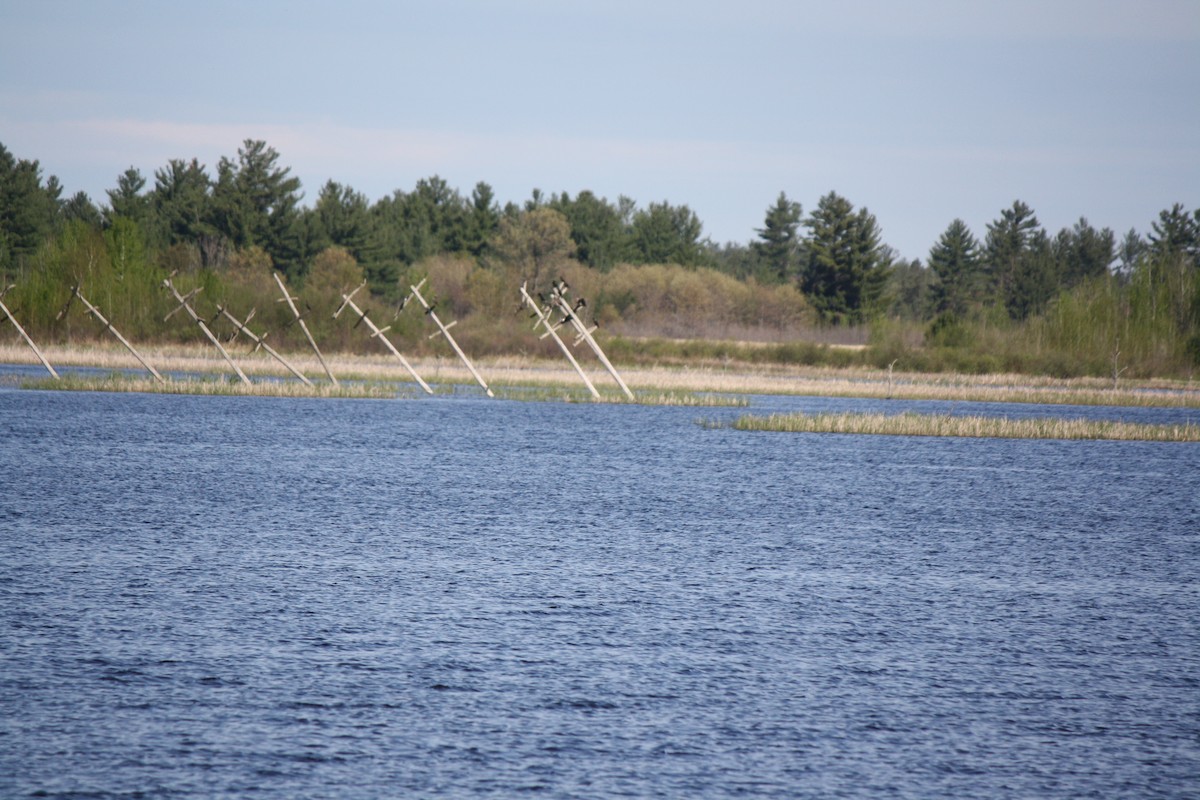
[2,138,1198,379]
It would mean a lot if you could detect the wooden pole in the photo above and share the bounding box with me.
[408,280,493,397]
[71,286,166,383]
[161,279,251,385]
[0,287,58,379]
[520,282,599,398]
[273,272,337,385]
[216,306,313,386]
[335,284,433,394]
[548,288,633,400]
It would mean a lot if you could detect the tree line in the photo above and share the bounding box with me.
[2,138,1198,376]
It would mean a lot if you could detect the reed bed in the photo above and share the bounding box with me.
[21,373,401,399]
[488,385,748,406]
[726,411,1200,442]
[3,341,1198,409]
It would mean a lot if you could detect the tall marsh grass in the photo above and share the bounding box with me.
[22,373,402,399]
[726,411,1200,442]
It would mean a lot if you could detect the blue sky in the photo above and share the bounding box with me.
[2,0,1197,262]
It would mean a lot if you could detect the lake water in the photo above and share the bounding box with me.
[2,377,1198,798]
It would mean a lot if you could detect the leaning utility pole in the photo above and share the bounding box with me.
[273,271,337,385]
[520,282,598,398]
[547,282,633,400]
[162,277,250,385]
[407,279,493,398]
[0,285,58,379]
[59,285,164,383]
[213,305,313,386]
[334,283,433,394]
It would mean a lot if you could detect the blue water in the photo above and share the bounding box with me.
[2,382,1199,798]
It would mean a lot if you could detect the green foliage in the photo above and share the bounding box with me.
[753,191,803,283]
[4,136,1200,380]
[151,158,217,259]
[0,143,61,275]
[487,207,575,293]
[928,219,981,315]
[105,167,151,228]
[549,190,630,270]
[211,139,304,275]
[368,176,470,273]
[983,200,1058,320]
[307,180,373,263]
[1054,217,1115,288]
[1149,203,1199,265]
[629,201,705,267]
[801,192,887,322]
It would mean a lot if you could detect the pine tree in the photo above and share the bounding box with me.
[801,192,887,322]
[753,191,802,283]
[928,219,981,315]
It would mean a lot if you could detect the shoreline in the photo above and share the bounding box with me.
[3,341,1199,408]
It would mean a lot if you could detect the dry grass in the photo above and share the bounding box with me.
[21,373,402,399]
[3,340,1199,408]
[726,411,1200,442]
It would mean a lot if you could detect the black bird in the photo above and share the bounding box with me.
[425,302,437,315]
[573,298,587,311]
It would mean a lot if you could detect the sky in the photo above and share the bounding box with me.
[1,0,1197,262]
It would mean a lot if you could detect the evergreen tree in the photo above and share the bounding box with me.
[105,167,151,229]
[753,191,802,283]
[151,158,214,247]
[886,258,934,320]
[1054,217,1115,288]
[1148,202,1199,269]
[309,179,372,263]
[550,190,629,270]
[983,200,1049,319]
[1117,228,1147,277]
[61,191,102,228]
[210,139,304,274]
[928,218,982,315]
[801,191,887,322]
[0,143,60,271]
[463,181,500,258]
[1005,228,1056,320]
[629,201,704,266]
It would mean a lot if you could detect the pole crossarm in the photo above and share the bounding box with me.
[67,285,165,383]
[547,282,633,400]
[335,283,433,395]
[273,271,338,386]
[520,282,599,399]
[162,277,251,385]
[214,305,313,386]
[407,279,493,398]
